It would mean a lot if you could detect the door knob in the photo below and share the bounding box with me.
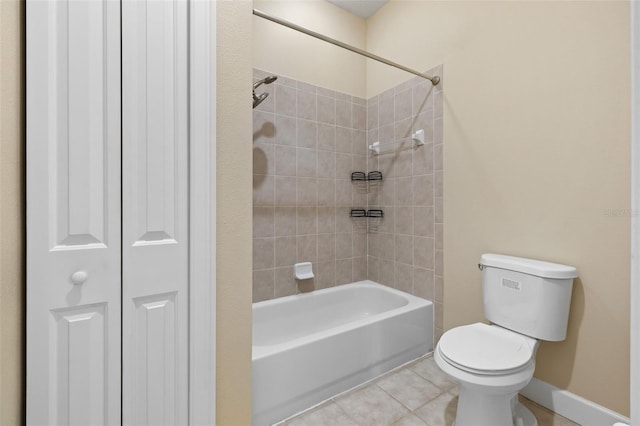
[70,270,88,285]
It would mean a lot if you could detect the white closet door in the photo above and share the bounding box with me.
[122,1,190,424]
[26,0,122,424]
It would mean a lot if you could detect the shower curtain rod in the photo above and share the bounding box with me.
[253,9,440,86]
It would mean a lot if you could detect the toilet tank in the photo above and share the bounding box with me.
[480,254,578,342]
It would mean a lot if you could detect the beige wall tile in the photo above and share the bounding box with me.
[297,235,317,263]
[318,123,336,151]
[297,206,317,235]
[395,177,413,205]
[336,258,353,285]
[336,127,353,155]
[296,177,317,206]
[253,207,275,238]
[353,257,367,281]
[414,267,435,300]
[414,237,435,270]
[253,238,275,270]
[367,256,380,282]
[275,114,297,146]
[317,234,336,261]
[395,235,414,265]
[318,95,336,124]
[367,102,379,131]
[253,110,276,144]
[297,149,317,177]
[395,263,414,293]
[297,90,317,121]
[336,100,352,128]
[253,174,275,206]
[275,84,297,117]
[414,206,434,238]
[336,207,353,233]
[317,151,336,178]
[253,143,274,176]
[317,179,336,207]
[316,260,336,289]
[275,236,297,267]
[413,175,433,206]
[413,143,433,176]
[395,88,413,121]
[318,207,336,233]
[275,176,296,206]
[395,206,413,235]
[335,233,353,260]
[378,89,395,127]
[275,266,297,298]
[275,145,297,176]
[275,206,297,236]
[335,179,353,206]
[297,118,317,149]
[253,269,275,302]
[352,130,366,155]
[379,259,395,287]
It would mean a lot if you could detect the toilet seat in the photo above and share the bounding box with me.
[438,323,537,376]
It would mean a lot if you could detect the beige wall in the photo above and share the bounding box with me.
[0,0,24,423]
[253,0,367,98]
[368,0,631,416]
[217,1,253,425]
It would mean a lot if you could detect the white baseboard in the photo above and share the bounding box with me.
[520,378,630,426]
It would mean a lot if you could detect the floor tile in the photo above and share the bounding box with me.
[408,356,457,390]
[376,368,444,410]
[279,354,580,426]
[519,396,579,426]
[334,384,410,425]
[413,391,458,426]
[282,401,358,426]
[391,413,428,426]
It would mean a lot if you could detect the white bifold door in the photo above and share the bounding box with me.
[26,1,215,424]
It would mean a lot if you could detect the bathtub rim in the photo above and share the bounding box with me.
[252,280,433,361]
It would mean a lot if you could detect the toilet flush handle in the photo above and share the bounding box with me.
[478,263,484,271]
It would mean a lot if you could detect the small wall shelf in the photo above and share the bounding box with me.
[350,209,384,232]
[351,171,383,182]
[368,129,425,155]
[351,171,383,195]
[349,209,385,218]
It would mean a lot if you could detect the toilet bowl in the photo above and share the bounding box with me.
[434,322,539,426]
[436,254,578,426]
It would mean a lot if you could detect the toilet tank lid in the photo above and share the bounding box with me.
[480,254,578,279]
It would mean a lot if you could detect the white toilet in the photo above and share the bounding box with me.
[434,254,578,426]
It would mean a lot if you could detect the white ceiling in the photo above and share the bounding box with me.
[326,0,389,19]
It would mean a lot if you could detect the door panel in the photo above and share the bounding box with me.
[122,0,189,424]
[50,304,107,426]
[26,0,121,424]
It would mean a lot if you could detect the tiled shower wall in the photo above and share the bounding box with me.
[252,67,443,338]
[252,69,369,302]
[366,66,444,340]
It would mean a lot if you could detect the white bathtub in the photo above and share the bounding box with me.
[252,280,434,425]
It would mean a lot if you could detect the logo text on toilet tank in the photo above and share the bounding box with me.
[501,278,521,291]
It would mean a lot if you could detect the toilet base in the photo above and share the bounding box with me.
[452,402,537,426]
[513,402,538,426]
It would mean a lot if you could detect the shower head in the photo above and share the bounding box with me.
[252,75,278,109]
[253,92,269,109]
[253,75,278,90]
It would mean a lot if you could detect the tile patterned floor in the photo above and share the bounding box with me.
[277,355,578,426]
